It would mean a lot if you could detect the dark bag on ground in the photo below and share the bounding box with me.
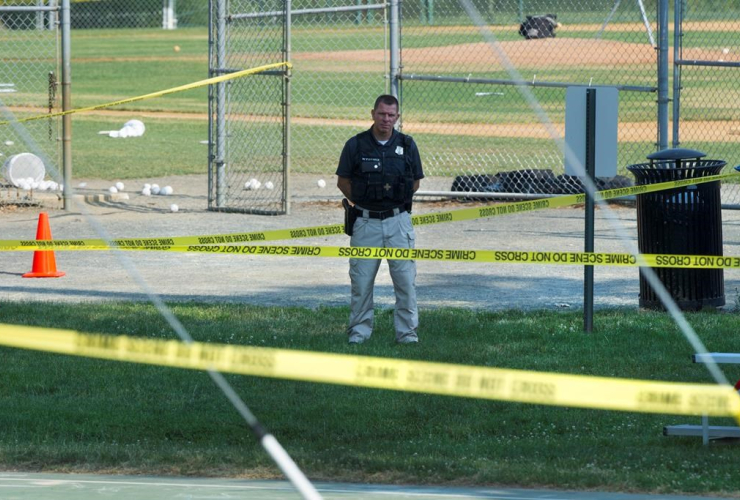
[342,198,357,236]
[518,14,559,39]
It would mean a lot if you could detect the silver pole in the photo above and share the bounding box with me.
[583,88,596,333]
[36,0,44,30]
[0,5,57,11]
[656,0,669,150]
[283,0,292,215]
[61,0,72,210]
[207,0,214,207]
[231,3,387,20]
[672,0,682,147]
[216,0,227,207]
[49,0,58,31]
[388,0,400,99]
[162,0,177,29]
[401,73,655,92]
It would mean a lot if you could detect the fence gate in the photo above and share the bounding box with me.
[673,0,740,207]
[0,2,60,189]
[208,0,289,214]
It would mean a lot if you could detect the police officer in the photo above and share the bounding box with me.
[336,95,424,344]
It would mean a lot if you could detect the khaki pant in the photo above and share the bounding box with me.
[348,209,418,342]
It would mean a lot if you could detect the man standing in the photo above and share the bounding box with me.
[336,95,424,344]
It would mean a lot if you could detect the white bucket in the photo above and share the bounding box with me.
[2,153,46,187]
[123,119,145,136]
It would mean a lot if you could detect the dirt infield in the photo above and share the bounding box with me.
[297,39,653,70]
[296,37,739,73]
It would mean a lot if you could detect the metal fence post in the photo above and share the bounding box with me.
[284,0,292,215]
[215,0,227,208]
[61,0,72,211]
[657,0,669,150]
[389,0,400,100]
[162,0,177,29]
[672,0,683,147]
[584,88,596,333]
[36,0,44,30]
[49,0,58,30]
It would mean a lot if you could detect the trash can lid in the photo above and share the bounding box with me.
[647,148,706,161]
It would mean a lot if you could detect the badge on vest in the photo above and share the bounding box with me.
[395,146,404,155]
[360,158,381,173]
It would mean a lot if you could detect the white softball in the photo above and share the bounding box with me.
[723,48,730,54]
[265,181,274,190]
[115,181,125,191]
[151,186,161,195]
[108,186,118,194]
[141,187,151,196]
[161,185,173,195]
[170,204,179,212]
[317,179,326,188]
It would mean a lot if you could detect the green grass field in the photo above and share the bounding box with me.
[1,301,740,495]
[70,116,208,178]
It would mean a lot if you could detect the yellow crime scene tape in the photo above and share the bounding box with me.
[0,61,292,125]
[0,324,738,418]
[22,244,739,271]
[0,173,735,252]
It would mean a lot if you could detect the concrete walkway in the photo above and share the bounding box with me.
[0,473,731,500]
[3,174,740,311]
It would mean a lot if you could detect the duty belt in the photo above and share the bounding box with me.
[355,205,407,220]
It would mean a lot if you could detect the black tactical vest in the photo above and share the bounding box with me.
[350,130,415,206]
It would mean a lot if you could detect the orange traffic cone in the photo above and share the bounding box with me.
[22,212,65,278]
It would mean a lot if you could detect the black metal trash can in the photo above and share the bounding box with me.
[627,148,726,311]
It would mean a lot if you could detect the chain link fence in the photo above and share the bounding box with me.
[289,0,389,174]
[208,0,388,213]
[675,0,740,206]
[0,1,61,198]
[400,0,658,197]
[223,0,662,201]
[208,0,288,214]
[70,0,207,29]
[51,1,740,209]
